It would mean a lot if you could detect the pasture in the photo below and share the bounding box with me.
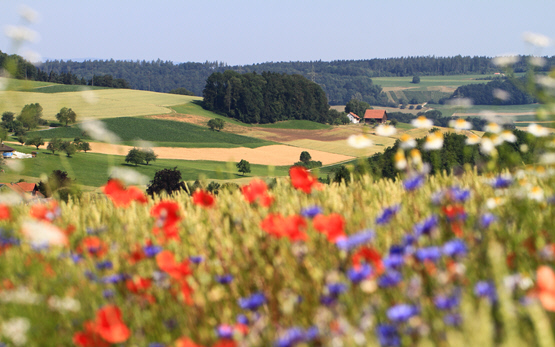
[0,88,198,120]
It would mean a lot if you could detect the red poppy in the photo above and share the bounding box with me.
[94,305,131,343]
[289,166,318,193]
[126,276,152,293]
[352,247,384,275]
[442,204,465,237]
[180,281,194,305]
[151,201,181,227]
[192,189,215,208]
[261,213,308,242]
[536,266,555,311]
[102,179,147,207]
[212,339,237,347]
[73,321,110,347]
[313,213,346,242]
[127,244,146,265]
[0,204,10,220]
[241,179,268,203]
[30,201,60,222]
[78,236,108,258]
[156,250,192,280]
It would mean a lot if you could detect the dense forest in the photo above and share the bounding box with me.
[447,77,536,105]
[37,55,555,105]
[202,71,330,124]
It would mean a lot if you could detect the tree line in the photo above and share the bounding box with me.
[202,71,330,124]
[446,76,536,105]
[34,54,555,105]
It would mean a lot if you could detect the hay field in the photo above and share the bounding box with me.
[88,142,355,166]
[0,88,199,120]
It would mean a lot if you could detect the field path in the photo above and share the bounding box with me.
[88,143,355,166]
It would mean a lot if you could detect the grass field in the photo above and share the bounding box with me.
[373,74,506,91]
[0,88,198,120]
[257,119,332,130]
[26,117,275,148]
[3,144,290,188]
[434,103,540,117]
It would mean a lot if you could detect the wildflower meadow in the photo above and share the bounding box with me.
[1,12,555,347]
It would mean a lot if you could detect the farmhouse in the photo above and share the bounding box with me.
[364,109,387,124]
[347,112,360,124]
[0,182,45,200]
[0,144,15,158]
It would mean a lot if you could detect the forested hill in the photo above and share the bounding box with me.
[16,54,555,105]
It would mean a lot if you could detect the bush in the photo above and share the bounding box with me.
[146,167,186,197]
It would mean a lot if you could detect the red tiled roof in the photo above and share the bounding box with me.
[348,112,360,119]
[15,182,37,192]
[364,109,387,119]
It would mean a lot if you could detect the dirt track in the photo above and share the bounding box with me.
[89,143,354,166]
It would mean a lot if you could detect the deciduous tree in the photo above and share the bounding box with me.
[146,167,186,197]
[236,159,251,176]
[125,148,145,166]
[17,103,43,130]
[55,107,77,126]
[25,136,45,149]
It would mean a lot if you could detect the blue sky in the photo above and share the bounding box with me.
[1,0,554,66]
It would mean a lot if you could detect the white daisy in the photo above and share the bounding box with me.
[394,150,407,170]
[411,116,433,129]
[484,122,502,134]
[423,132,443,151]
[347,134,373,149]
[522,32,551,48]
[480,137,496,155]
[527,124,549,137]
[449,118,472,130]
[466,133,481,145]
[400,134,416,149]
[492,55,519,67]
[500,130,517,143]
[375,124,397,136]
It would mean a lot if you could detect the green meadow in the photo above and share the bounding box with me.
[3,144,289,188]
[26,117,275,148]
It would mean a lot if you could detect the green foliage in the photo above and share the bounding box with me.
[16,135,26,144]
[236,159,251,176]
[125,148,145,166]
[77,142,91,152]
[142,148,158,165]
[60,141,77,157]
[24,136,44,149]
[207,118,225,131]
[257,119,332,130]
[169,87,195,96]
[300,151,312,164]
[412,76,421,84]
[450,77,535,105]
[55,107,77,126]
[203,70,330,124]
[47,137,62,154]
[146,167,186,196]
[344,98,371,119]
[17,103,43,130]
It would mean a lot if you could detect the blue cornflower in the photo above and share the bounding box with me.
[335,229,375,251]
[376,324,400,347]
[0,235,19,247]
[413,215,439,237]
[376,205,401,225]
[434,294,460,310]
[474,281,497,302]
[71,254,83,264]
[300,205,323,219]
[402,234,417,247]
[102,273,128,284]
[239,292,266,311]
[491,175,512,189]
[216,324,234,339]
[31,242,49,251]
[326,282,347,296]
[403,175,425,191]
[148,343,165,347]
[415,246,441,262]
[387,304,419,323]
[442,239,467,257]
[236,314,249,325]
[103,289,115,299]
[216,274,234,284]
[479,213,496,229]
[383,255,404,269]
[144,244,162,257]
[189,256,204,264]
[274,326,318,347]
[449,186,470,202]
[378,270,402,288]
[347,263,372,283]
[96,260,113,270]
